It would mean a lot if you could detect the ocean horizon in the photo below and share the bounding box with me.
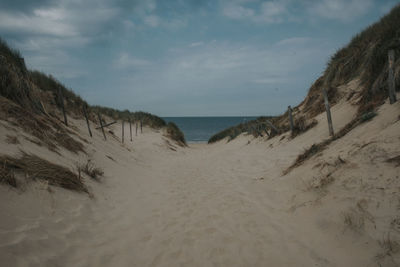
[163,116,258,143]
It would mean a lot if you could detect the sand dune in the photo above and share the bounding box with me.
[0,94,399,266]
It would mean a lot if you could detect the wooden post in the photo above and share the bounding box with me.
[136,122,138,136]
[83,105,92,137]
[129,118,132,141]
[140,120,143,134]
[322,88,334,137]
[388,50,397,104]
[265,120,279,134]
[58,87,68,126]
[122,120,124,143]
[95,121,117,129]
[288,105,294,135]
[97,113,107,140]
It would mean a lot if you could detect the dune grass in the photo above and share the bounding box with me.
[77,159,104,181]
[0,97,85,154]
[208,116,276,143]
[208,4,400,144]
[166,122,186,146]
[0,153,88,193]
[0,37,186,146]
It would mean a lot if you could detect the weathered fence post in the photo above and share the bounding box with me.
[97,113,107,140]
[83,105,92,137]
[122,120,124,143]
[135,121,138,136]
[129,118,132,141]
[388,49,397,104]
[140,120,143,134]
[265,120,279,134]
[95,121,117,129]
[288,105,294,135]
[322,88,334,137]
[58,87,68,126]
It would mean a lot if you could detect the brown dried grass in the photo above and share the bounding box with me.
[5,134,19,144]
[78,159,104,181]
[283,115,369,175]
[0,153,88,193]
[0,97,85,154]
[0,163,17,187]
[386,155,400,167]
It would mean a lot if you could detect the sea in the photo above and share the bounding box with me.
[163,117,258,143]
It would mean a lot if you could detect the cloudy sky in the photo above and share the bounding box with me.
[0,0,397,116]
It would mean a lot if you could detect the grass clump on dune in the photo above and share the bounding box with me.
[303,4,400,116]
[166,122,186,146]
[0,97,85,154]
[0,38,26,73]
[208,116,275,144]
[0,163,17,188]
[0,37,186,149]
[78,159,104,181]
[0,153,88,193]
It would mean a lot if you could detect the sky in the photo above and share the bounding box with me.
[0,0,398,116]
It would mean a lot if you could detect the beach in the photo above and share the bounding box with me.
[1,94,399,266]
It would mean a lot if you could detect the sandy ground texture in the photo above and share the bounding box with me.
[0,95,399,266]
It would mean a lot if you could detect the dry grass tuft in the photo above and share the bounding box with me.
[284,111,376,175]
[166,122,186,146]
[306,174,335,191]
[0,153,88,193]
[343,208,365,231]
[78,159,104,181]
[0,97,85,154]
[378,233,400,257]
[386,155,400,167]
[291,117,318,138]
[283,141,330,175]
[0,163,17,187]
[5,134,19,144]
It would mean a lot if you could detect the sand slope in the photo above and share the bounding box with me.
[0,95,399,266]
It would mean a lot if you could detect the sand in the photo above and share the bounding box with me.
[0,94,399,266]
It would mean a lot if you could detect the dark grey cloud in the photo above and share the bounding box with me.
[0,0,56,13]
[0,0,396,116]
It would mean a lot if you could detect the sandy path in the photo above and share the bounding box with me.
[41,133,371,267]
[0,105,388,266]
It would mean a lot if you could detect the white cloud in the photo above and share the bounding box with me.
[276,37,311,46]
[257,1,287,23]
[222,0,376,24]
[222,0,288,24]
[222,4,255,19]
[307,0,374,21]
[120,37,330,96]
[123,20,135,30]
[114,53,153,69]
[189,42,204,47]
[144,15,160,27]
[0,10,77,37]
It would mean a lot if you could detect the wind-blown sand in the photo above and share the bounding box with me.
[0,96,399,266]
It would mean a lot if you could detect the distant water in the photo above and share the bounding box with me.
[163,117,258,143]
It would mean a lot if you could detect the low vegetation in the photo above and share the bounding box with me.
[78,159,104,181]
[209,4,400,143]
[0,162,17,188]
[0,37,186,147]
[5,135,19,144]
[208,116,275,143]
[284,111,378,174]
[0,97,85,154]
[166,122,186,146]
[0,153,88,193]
